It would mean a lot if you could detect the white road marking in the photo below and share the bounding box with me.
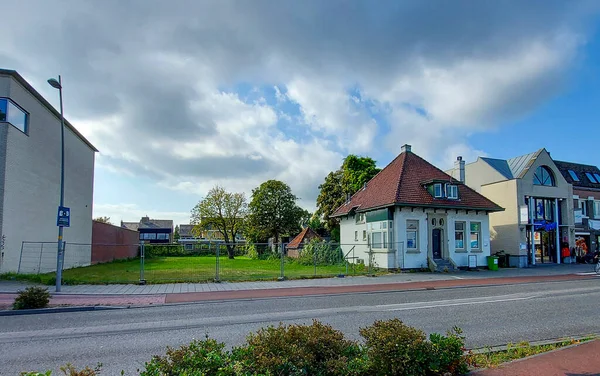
[450,276,464,279]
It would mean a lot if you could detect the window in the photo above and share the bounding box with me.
[470,222,481,249]
[406,220,419,250]
[533,166,555,186]
[585,173,598,184]
[362,230,367,241]
[0,98,28,133]
[595,201,600,218]
[372,232,383,248]
[580,200,588,217]
[354,231,358,241]
[568,170,580,182]
[455,222,465,249]
[148,233,157,240]
[355,213,366,224]
[446,184,458,199]
[157,233,169,240]
[594,174,600,183]
[139,233,144,240]
[434,183,443,198]
[184,244,193,251]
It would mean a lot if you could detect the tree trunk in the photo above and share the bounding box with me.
[227,243,235,259]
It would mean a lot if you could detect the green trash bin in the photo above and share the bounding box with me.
[487,256,499,271]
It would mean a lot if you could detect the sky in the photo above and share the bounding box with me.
[2,0,600,226]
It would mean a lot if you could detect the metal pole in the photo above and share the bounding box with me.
[215,242,220,282]
[55,75,65,292]
[555,198,561,264]
[37,243,44,274]
[279,242,285,280]
[139,242,145,284]
[17,241,25,274]
[529,197,536,266]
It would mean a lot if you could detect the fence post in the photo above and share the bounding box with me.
[37,243,44,274]
[214,242,220,283]
[278,242,285,281]
[17,241,25,274]
[139,242,146,285]
[313,244,317,277]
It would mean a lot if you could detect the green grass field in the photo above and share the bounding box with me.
[2,256,370,285]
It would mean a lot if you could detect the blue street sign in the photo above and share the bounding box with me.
[57,206,70,227]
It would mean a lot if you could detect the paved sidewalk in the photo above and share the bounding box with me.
[0,263,595,295]
[472,339,600,375]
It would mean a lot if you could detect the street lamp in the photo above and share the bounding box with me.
[48,75,65,292]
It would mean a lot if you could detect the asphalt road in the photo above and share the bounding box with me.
[1,279,599,375]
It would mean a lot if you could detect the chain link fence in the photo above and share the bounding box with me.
[13,240,405,284]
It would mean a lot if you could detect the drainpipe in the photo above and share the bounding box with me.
[555,198,560,264]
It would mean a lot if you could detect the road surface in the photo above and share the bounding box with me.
[1,279,599,375]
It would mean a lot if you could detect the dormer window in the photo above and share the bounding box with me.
[446,184,458,200]
[434,183,443,198]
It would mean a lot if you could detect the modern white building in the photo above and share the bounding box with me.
[0,69,97,273]
[332,145,503,271]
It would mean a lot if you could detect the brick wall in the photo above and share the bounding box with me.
[92,221,139,264]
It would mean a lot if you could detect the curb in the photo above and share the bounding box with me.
[467,334,599,354]
[0,305,124,316]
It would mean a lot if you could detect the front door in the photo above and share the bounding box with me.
[432,228,442,259]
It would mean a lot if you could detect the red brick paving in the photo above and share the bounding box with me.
[165,273,595,303]
[472,339,600,376]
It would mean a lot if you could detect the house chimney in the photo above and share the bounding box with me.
[454,156,465,183]
[141,216,150,223]
[401,144,412,153]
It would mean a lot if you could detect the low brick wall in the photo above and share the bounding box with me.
[91,221,139,264]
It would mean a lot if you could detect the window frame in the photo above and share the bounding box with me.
[371,232,383,249]
[406,220,419,250]
[362,230,367,241]
[470,222,481,250]
[455,222,465,250]
[433,183,443,198]
[354,231,358,241]
[446,184,458,200]
[0,97,29,134]
[533,166,556,187]
[568,170,580,182]
[594,201,600,218]
[585,173,598,184]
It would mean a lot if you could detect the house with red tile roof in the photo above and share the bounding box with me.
[331,145,503,271]
[286,227,323,258]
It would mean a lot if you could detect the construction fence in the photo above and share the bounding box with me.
[14,241,406,284]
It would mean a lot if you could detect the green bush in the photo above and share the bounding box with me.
[144,244,186,258]
[360,318,430,376]
[13,287,50,310]
[296,240,343,266]
[428,327,469,375]
[245,244,259,260]
[20,363,101,376]
[140,336,234,376]
[235,320,366,376]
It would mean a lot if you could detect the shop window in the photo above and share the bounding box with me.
[455,222,465,249]
[406,220,419,250]
[470,222,481,250]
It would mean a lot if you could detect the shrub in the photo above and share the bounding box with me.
[140,336,234,376]
[144,244,186,258]
[20,363,101,376]
[13,287,51,310]
[297,240,343,266]
[360,319,430,376]
[235,320,366,376]
[428,327,469,375]
[245,244,259,260]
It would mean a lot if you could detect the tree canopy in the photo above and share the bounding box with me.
[247,180,304,245]
[94,216,112,225]
[191,185,247,259]
[316,155,381,233]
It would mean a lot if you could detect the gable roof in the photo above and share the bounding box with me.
[480,149,544,180]
[179,224,195,237]
[287,227,323,249]
[554,160,600,189]
[332,148,503,217]
[0,69,98,152]
[139,218,173,230]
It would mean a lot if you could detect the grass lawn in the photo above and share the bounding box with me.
[2,256,369,285]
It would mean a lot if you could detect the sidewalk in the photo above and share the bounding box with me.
[1,264,597,309]
[472,339,600,376]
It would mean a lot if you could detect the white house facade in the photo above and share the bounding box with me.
[0,69,97,273]
[334,145,502,271]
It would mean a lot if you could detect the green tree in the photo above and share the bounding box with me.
[316,155,380,235]
[94,216,112,225]
[173,225,180,242]
[191,186,247,259]
[247,180,304,246]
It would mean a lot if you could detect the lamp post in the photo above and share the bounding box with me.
[48,75,65,292]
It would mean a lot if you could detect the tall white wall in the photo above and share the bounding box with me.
[339,215,370,264]
[446,211,491,268]
[0,75,95,273]
[394,208,428,269]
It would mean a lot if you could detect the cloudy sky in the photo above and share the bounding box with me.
[2,0,600,226]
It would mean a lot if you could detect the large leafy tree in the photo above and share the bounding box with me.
[191,185,247,259]
[247,180,304,246]
[94,216,112,225]
[316,155,381,233]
